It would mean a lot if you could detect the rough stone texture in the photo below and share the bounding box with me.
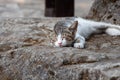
[87,0,120,24]
[0,18,120,80]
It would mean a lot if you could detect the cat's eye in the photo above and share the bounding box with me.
[61,37,65,40]
[62,37,64,40]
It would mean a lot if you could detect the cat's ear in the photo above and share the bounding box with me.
[69,21,78,33]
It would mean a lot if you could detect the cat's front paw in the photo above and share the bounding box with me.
[74,43,85,49]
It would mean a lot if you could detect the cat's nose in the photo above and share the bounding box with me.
[58,42,62,45]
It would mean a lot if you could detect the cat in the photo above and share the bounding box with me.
[54,17,120,48]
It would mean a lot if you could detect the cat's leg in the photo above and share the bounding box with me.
[74,35,85,48]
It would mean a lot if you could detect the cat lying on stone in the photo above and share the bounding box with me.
[54,17,120,48]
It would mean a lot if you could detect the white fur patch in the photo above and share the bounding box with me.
[106,28,120,36]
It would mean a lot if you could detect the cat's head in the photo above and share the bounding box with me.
[54,21,78,47]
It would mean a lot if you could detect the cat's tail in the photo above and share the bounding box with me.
[92,21,120,36]
[98,22,120,30]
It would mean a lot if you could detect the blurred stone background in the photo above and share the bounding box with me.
[0,0,94,18]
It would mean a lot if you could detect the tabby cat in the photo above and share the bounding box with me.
[54,17,120,48]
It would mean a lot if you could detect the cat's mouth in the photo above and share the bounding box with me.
[58,43,63,47]
[54,40,75,47]
[59,43,73,47]
[58,44,66,47]
[55,42,66,47]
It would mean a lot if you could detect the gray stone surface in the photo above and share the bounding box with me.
[0,18,120,80]
[87,0,120,24]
